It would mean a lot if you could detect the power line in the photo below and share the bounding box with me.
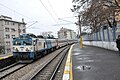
[47,0,59,19]
[0,2,45,28]
[39,0,58,23]
[59,16,75,19]
[26,21,38,29]
[58,18,75,24]
[53,23,75,26]
[0,3,34,21]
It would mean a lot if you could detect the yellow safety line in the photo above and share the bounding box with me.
[70,46,73,80]
[0,54,13,60]
[63,44,74,80]
[70,44,74,80]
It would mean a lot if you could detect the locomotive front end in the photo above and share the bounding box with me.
[12,34,35,62]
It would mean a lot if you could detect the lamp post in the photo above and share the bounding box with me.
[71,6,84,48]
[78,15,83,48]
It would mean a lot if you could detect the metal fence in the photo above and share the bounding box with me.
[82,26,120,42]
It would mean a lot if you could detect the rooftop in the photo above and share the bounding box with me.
[0,15,26,24]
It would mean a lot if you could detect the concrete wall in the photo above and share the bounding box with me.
[83,41,118,51]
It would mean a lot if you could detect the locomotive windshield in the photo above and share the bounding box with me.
[20,34,30,39]
[13,34,33,45]
[13,38,32,45]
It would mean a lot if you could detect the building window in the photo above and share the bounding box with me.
[7,48,11,53]
[23,29,26,33]
[18,29,21,33]
[5,28,9,32]
[11,22,15,25]
[18,23,21,26]
[11,28,16,32]
[12,35,15,38]
[5,21,9,25]
[6,34,10,39]
[6,41,10,46]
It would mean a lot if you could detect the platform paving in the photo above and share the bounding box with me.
[72,43,120,80]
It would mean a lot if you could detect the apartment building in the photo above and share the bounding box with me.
[0,15,26,54]
[58,27,76,39]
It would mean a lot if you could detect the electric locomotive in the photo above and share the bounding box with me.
[12,33,77,63]
[12,34,56,63]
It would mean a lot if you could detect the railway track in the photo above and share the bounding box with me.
[1,45,71,80]
[22,46,70,80]
[0,63,27,79]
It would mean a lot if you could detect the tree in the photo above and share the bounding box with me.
[72,0,120,33]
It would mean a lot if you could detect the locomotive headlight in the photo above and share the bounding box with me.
[26,47,33,52]
[26,48,29,51]
[15,48,19,52]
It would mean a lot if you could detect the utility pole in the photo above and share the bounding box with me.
[78,15,83,48]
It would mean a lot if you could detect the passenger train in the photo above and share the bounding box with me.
[12,33,77,63]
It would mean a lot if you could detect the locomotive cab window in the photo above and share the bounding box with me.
[13,40,21,45]
[23,41,32,45]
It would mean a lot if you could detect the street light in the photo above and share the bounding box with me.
[75,15,83,48]
[71,7,84,48]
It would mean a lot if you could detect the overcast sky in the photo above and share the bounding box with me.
[0,0,77,37]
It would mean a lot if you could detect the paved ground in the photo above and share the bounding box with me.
[72,43,120,80]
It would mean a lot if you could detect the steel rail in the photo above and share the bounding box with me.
[49,46,69,80]
[27,46,69,80]
[0,64,27,79]
[0,63,18,72]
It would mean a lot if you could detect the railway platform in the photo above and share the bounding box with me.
[0,53,13,60]
[63,43,120,80]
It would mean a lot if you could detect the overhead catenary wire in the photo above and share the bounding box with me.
[0,2,45,29]
[0,2,35,21]
[53,23,75,26]
[47,0,59,19]
[47,0,76,25]
[39,0,58,23]
[26,21,38,29]
[0,1,74,29]
[58,18,75,24]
